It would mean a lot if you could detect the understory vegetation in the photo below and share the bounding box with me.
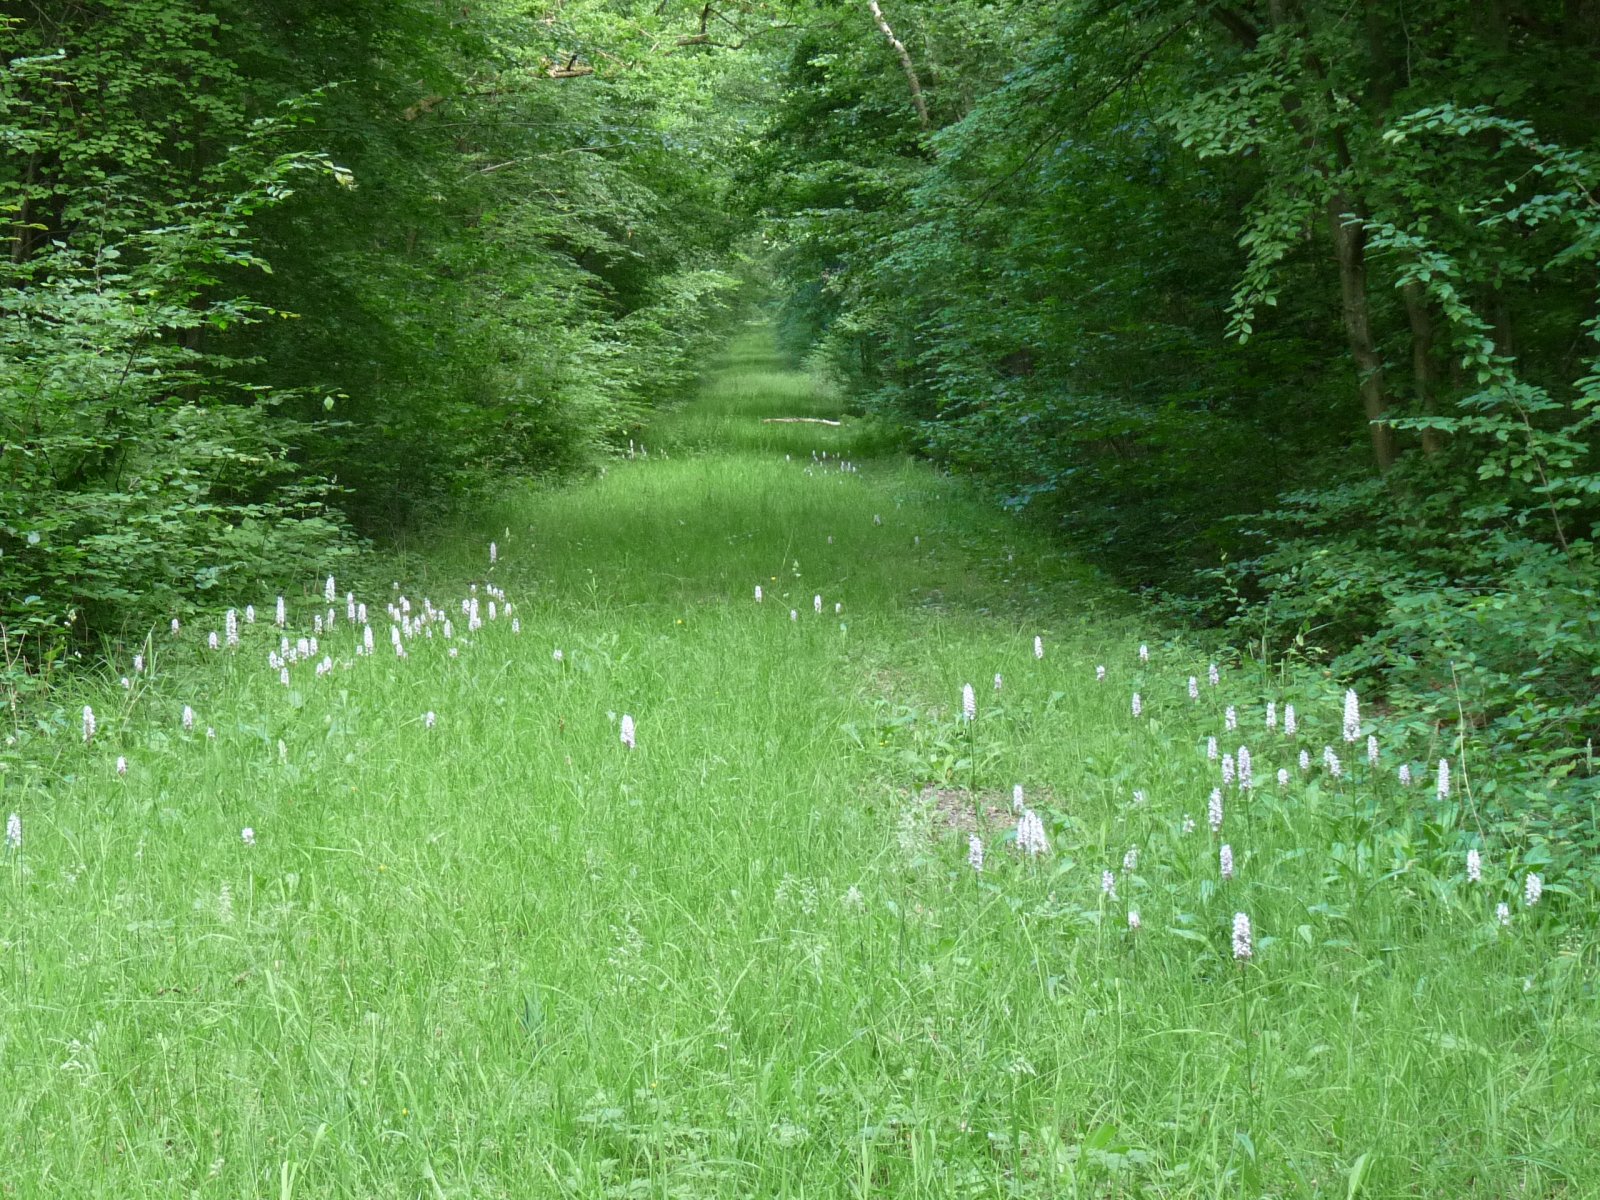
[5,336,1594,1197]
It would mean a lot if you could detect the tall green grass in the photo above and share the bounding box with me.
[2,331,1594,1197]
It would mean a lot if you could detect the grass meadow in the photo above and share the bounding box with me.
[3,330,1596,1197]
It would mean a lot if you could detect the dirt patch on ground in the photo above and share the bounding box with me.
[914,783,1058,836]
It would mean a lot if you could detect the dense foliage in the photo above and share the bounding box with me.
[751,0,1600,833]
[2,0,756,678]
[6,0,1597,845]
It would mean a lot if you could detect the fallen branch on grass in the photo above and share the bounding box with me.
[761,417,842,426]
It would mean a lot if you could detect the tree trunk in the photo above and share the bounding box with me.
[1402,280,1443,455]
[865,0,930,131]
[1245,0,1400,473]
[1327,197,1398,472]
[11,152,39,265]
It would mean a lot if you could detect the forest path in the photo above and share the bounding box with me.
[13,327,1587,1198]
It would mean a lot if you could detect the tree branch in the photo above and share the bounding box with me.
[866,0,930,131]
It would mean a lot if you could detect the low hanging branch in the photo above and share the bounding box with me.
[865,0,930,131]
[546,54,594,79]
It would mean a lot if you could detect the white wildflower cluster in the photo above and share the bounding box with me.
[1016,808,1049,857]
[55,535,1554,1016]
[1232,912,1253,960]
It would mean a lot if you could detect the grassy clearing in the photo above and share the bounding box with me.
[3,329,1596,1198]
